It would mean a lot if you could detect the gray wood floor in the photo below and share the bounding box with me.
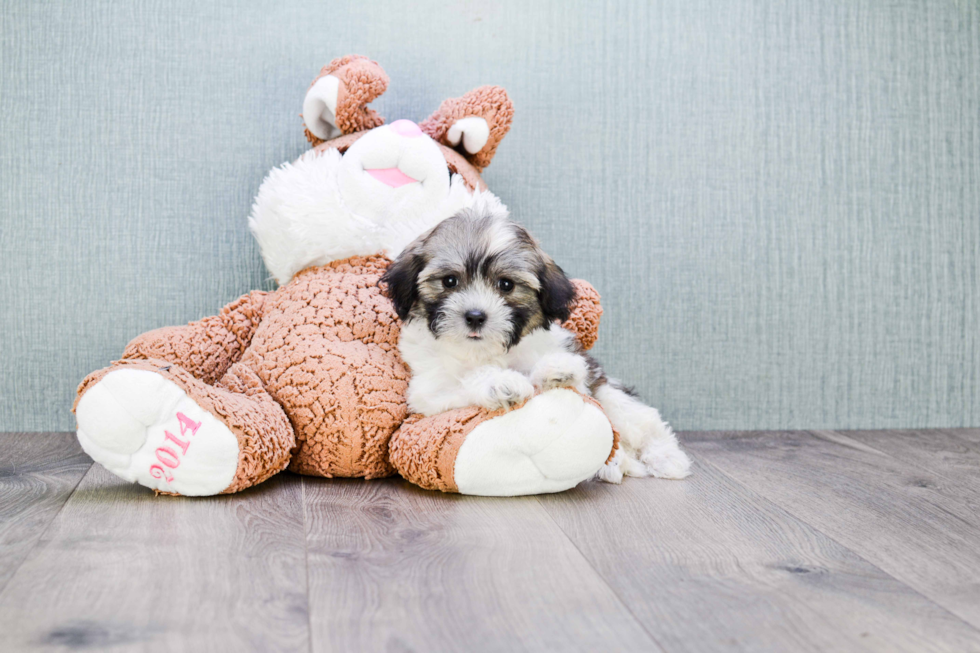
[2,430,979,652]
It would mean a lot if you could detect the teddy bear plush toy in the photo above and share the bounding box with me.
[73,55,616,497]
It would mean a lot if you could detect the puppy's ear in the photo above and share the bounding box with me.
[381,246,426,321]
[537,256,576,324]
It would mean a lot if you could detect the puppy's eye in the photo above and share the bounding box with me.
[443,276,458,289]
[497,278,515,293]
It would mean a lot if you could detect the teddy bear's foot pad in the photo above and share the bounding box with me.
[453,389,613,496]
[76,369,239,496]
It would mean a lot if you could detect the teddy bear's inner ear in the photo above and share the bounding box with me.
[446,117,490,155]
[303,75,341,142]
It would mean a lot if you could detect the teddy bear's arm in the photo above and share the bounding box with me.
[564,279,603,351]
[120,291,268,385]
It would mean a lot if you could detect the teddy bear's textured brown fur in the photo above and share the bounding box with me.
[75,255,605,494]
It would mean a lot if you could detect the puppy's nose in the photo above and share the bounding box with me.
[464,310,487,329]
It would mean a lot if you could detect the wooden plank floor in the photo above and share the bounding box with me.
[2,431,979,652]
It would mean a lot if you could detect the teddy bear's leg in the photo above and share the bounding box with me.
[121,290,268,385]
[75,359,294,496]
[303,55,389,143]
[390,388,615,496]
[419,86,514,171]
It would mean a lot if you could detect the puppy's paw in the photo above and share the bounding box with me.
[596,450,625,484]
[530,352,589,393]
[482,370,535,411]
[639,439,692,480]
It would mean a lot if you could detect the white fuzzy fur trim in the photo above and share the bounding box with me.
[248,127,506,285]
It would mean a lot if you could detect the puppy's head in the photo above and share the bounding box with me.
[381,207,575,352]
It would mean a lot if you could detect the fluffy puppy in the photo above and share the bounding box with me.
[381,207,691,481]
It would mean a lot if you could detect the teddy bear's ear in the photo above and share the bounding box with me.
[302,55,389,145]
[419,86,514,172]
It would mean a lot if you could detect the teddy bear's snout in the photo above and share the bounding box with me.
[390,119,423,138]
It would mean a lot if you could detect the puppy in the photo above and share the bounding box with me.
[381,206,691,482]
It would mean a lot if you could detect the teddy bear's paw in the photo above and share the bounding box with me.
[530,351,589,393]
[75,369,240,496]
[453,388,613,496]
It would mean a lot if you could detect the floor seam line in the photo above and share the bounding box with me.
[301,477,314,653]
[0,458,93,598]
[860,428,980,492]
[693,447,980,637]
[941,429,980,451]
[533,493,670,653]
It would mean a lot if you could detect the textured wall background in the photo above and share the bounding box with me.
[1,0,978,431]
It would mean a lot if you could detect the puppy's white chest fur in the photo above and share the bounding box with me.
[399,320,577,416]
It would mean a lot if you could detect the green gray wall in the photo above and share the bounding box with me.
[2,0,978,431]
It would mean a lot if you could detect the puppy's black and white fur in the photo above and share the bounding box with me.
[382,207,691,482]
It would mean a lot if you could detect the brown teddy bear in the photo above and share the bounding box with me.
[73,55,615,497]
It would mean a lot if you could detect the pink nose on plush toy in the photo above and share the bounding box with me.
[391,119,423,137]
